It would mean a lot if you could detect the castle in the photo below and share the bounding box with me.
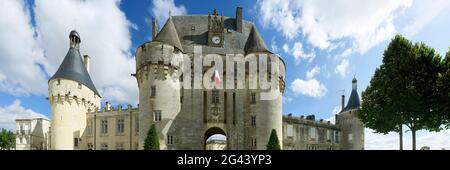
[14,8,364,150]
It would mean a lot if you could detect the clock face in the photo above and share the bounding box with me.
[212,36,221,44]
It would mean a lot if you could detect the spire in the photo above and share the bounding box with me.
[50,30,100,97]
[153,17,184,52]
[244,26,271,54]
[342,77,360,112]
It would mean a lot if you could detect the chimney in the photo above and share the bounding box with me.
[341,94,345,112]
[152,18,158,39]
[235,7,242,33]
[83,55,90,73]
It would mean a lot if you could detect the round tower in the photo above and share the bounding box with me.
[135,17,182,149]
[244,26,285,150]
[48,30,101,150]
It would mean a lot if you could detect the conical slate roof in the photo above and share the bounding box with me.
[342,89,360,112]
[50,48,100,97]
[244,26,271,54]
[153,17,184,52]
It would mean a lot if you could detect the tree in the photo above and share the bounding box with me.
[437,48,450,128]
[144,124,159,150]
[359,35,443,150]
[0,128,16,150]
[266,129,280,150]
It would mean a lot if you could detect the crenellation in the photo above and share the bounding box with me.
[41,9,364,150]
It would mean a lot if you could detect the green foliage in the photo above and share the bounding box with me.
[437,48,450,128]
[266,129,281,150]
[0,128,16,150]
[144,124,160,150]
[358,34,444,150]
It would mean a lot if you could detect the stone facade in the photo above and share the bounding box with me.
[17,7,364,150]
[15,118,50,150]
[282,114,340,150]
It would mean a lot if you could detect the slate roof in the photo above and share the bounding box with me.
[152,15,271,55]
[341,78,360,112]
[50,44,100,97]
[342,89,360,112]
[244,26,271,54]
[153,17,184,52]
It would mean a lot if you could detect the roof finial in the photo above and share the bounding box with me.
[169,7,172,17]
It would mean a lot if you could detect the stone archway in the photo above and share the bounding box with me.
[204,127,227,150]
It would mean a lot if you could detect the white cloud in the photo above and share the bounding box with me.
[270,37,280,54]
[335,59,349,77]
[0,0,47,96]
[282,42,315,64]
[306,66,321,80]
[290,78,327,98]
[150,0,187,28]
[32,0,138,105]
[365,128,450,150]
[0,100,48,130]
[326,105,341,124]
[402,0,450,37]
[0,0,139,105]
[258,0,413,54]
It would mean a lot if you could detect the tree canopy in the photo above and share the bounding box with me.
[358,35,445,150]
[144,124,160,150]
[266,129,281,150]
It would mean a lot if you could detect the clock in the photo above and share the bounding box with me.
[212,36,221,44]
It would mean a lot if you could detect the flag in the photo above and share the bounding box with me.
[214,69,222,88]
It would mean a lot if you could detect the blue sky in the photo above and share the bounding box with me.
[0,0,449,149]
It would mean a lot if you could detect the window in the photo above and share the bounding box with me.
[335,131,340,143]
[57,79,61,85]
[100,143,108,150]
[19,137,23,144]
[327,130,331,141]
[74,138,79,148]
[310,127,316,140]
[87,120,93,135]
[135,116,139,135]
[153,110,162,122]
[167,135,174,145]
[287,124,294,137]
[116,143,124,150]
[101,120,108,134]
[251,116,256,127]
[151,86,156,97]
[251,93,256,104]
[251,138,257,148]
[87,143,93,150]
[117,119,125,134]
[348,134,353,142]
[78,83,82,89]
[212,90,219,104]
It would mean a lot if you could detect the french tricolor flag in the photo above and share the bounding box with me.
[214,69,222,88]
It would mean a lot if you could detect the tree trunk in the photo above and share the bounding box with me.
[399,125,403,150]
[412,127,416,150]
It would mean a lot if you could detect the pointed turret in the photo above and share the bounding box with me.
[153,17,184,52]
[50,30,100,96]
[342,77,360,112]
[244,26,271,54]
